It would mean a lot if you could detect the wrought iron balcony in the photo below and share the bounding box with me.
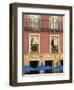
[24,27,63,32]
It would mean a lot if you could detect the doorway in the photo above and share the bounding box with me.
[44,60,53,73]
[60,59,63,73]
[29,61,39,74]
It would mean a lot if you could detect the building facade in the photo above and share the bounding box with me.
[23,14,63,74]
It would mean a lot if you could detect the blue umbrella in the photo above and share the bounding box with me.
[37,65,52,71]
[54,65,63,70]
[44,65,52,70]
[23,66,34,71]
[37,66,45,70]
[23,65,54,72]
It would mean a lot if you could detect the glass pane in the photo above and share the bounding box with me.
[30,35,40,53]
[51,36,59,53]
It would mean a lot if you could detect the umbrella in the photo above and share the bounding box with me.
[37,65,52,71]
[23,66,34,71]
[54,65,63,70]
[44,65,52,70]
[23,65,53,72]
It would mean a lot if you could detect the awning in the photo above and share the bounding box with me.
[23,65,63,72]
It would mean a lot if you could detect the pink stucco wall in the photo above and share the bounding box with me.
[60,32,63,53]
[23,15,63,54]
[24,15,28,29]
[40,32,50,53]
[24,31,29,54]
[24,31,63,54]
[40,16,49,29]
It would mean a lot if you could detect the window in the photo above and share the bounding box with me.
[50,35,60,53]
[33,15,39,30]
[29,34,40,53]
[28,15,33,28]
[49,16,59,30]
[28,15,39,31]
